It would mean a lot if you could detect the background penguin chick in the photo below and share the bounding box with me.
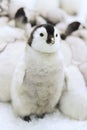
[36,0,59,15]
[0,0,9,16]
[35,15,47,25]
[66,36,87,65]
[56,22,68,34]
[15,7,28,29]
[9,0,36,18]
[15,7,38,28]
[0,25,26,43]
[35,0,67,25]
[79,63,87,86]
[15,7,47,29]
[59,65,87,120]
[0,41,26,102]
[0,16,9,26]
[11,24,64,120]
[60,40,72,67]
[72,29,87,42]
[60,21,81,40]
[60,0,84,15]
[42,8,67,25]
[60,0,87,23]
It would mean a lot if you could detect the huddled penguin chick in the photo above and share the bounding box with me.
[60,0,87,23]
[15,7,37,28]
[72,28,87,42]
[9,0,36,18]
[66,36,87,64]
[15,7,47,29]
[60,40,72,67]
[60,21,81,40]
[79,63,87,85]
[59,65,87,120]
[0,25,26,43]
[11,24,64,121]
[15,8,28,27]
[0,0,9,17]
[0,16,9,26]
[0,41,26,102]
[35,0,67,25]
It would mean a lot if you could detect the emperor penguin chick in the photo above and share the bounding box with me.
[11,24,64,121]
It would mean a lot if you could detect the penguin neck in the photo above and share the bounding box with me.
[25,44,59,61]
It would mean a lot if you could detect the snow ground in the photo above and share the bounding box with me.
[0,103,87,130]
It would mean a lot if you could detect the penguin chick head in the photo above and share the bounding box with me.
[28,24,60,53]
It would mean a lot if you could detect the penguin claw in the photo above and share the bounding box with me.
[23,116,31,122]
[36,113,45,119]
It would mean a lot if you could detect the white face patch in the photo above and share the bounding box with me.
[31,25,60,53]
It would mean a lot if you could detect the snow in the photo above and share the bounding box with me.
[0,103,87,130]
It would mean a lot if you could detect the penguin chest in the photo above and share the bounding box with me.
[23,54,64,109]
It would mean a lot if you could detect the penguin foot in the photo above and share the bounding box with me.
[23,116,31,122]
[36,113,45,119]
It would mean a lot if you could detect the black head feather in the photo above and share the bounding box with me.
[28,24,55,46]
[61,21,81,40]
[15,7,28,23]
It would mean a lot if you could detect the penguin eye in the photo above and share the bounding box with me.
[40,33,44,37]
[56,34,58,37]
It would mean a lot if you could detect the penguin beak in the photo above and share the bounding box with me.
[47,36,55,44]
[50,37,55,44]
